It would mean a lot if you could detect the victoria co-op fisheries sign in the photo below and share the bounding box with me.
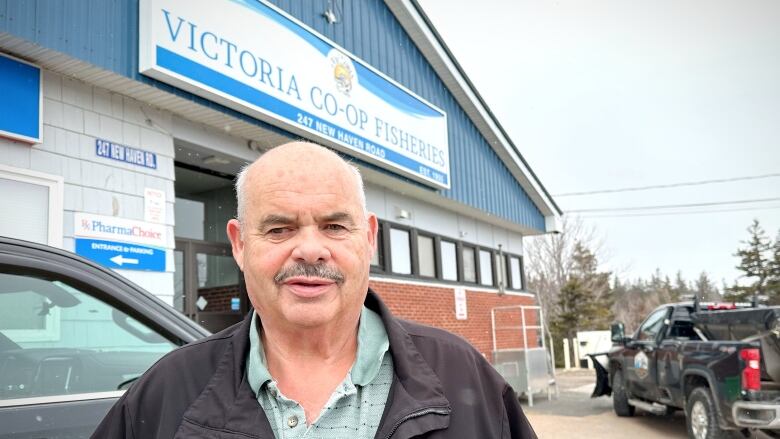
[139,0,450,188]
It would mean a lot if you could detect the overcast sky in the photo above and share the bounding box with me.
[418,0,780,286]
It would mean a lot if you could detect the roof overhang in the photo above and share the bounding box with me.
[385,0,563,233]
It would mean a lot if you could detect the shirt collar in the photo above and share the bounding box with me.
[247,306,390,396]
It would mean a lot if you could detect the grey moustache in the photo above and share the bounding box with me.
[274,263,345,285]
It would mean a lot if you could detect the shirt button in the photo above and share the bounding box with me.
[287,415,299,428]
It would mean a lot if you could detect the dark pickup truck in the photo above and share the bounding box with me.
[591,301,780,439]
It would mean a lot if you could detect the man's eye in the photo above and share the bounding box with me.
[267,227,292,235]
[324,224,348,232]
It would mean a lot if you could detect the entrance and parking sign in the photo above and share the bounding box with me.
[73,212,170,273]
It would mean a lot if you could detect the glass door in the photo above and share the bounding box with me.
[175,239,247,332]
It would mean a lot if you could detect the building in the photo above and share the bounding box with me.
[0,0,561,357]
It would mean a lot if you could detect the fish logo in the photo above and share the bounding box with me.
[329,50,354,97]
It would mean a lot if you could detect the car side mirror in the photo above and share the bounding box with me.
[611,322,626,343]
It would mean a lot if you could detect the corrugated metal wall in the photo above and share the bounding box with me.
[0,0,545,231]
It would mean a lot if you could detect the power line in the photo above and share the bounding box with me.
[578,204,780,219]
[567,196,780,213]
[554,172,780,197]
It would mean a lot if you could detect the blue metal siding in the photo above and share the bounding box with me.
[0,0,545,231]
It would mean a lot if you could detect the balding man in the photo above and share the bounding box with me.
[93,142,537,438]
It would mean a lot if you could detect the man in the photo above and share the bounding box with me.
[93,141,537,438]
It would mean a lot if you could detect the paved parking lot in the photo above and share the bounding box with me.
[523,369,688,439]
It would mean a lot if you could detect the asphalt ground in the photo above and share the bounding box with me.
[521,369,689,438]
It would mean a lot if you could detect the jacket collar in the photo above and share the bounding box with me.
[181,289,450,438]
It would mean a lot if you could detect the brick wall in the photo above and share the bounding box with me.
[369,279,539,358]
[198,285,240,312]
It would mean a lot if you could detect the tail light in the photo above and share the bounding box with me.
[740,348,761,391]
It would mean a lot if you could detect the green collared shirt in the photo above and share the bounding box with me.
[247,307,394,438]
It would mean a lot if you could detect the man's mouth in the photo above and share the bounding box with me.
[282,277,336,298]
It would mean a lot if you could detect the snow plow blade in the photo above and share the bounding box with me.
[588,353,611,398]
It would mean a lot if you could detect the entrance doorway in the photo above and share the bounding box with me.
[174,238,248,332]
[173,157,246,332]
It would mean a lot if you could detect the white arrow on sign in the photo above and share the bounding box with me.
[110,254,139,266]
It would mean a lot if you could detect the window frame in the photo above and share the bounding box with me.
[386,222,414,276]
[414,230,438,279]
[476,247,496,287]
[370,219,526,292]
[459,242,479,285]
[505,253,525,291]
[0,164,63,248]
[438,238,459,282]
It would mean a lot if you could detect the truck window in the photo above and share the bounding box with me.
[637,308,668,341]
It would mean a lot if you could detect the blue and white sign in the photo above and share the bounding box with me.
[74,212,168,248]
[231,297,241,311]
[75,238,166,272]
[96,139,157,169]
[139,0,450,188]
[0,53,41,143]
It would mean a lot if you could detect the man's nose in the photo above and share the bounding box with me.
[290,226,332,263]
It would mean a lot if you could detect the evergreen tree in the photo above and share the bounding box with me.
[671,271,691,301]
[570,242,613,329]
[694,272,719,302]
[551,277,590,364]
[767,233,780,305]
[725,219,771,303]
[549,241,613,363]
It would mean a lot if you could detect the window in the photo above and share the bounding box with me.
[389,228,411,275]
[417,234,436,277]
[509,256,523,290]
[0,272,177,399]
[440,240,458,281]
[0,165,63,247]
[462,245,477,283]
[637,308,669,342]
[479,249,493,286]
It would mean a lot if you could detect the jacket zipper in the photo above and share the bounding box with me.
[382,406,451,439]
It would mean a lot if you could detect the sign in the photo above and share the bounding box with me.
[95,139,157,169]
[454,287,468,320]
[139,0,450,188]
[0,53,41,143]
[230,297,240,311]
[633,351,649,380]
[74,212,168,248]
[144,187,166,224]
[75,238,166,272]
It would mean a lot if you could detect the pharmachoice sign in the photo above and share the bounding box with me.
[139,0,450,188]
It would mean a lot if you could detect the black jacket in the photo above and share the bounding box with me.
[92,291,537,438]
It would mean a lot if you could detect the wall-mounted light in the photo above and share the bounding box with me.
[323,0,341,24]
[395,206,411,220]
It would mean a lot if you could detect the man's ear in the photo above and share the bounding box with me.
[366,213,379,254]
[226,219,245,271]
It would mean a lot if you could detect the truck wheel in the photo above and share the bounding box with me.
[685,387,730,439]
[612,369,635,417]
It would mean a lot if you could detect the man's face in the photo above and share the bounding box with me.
[227,151,377,331]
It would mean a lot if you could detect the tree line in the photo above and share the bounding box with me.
[525,217,780,364]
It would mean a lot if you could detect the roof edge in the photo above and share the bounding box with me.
[384,0,563,219]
